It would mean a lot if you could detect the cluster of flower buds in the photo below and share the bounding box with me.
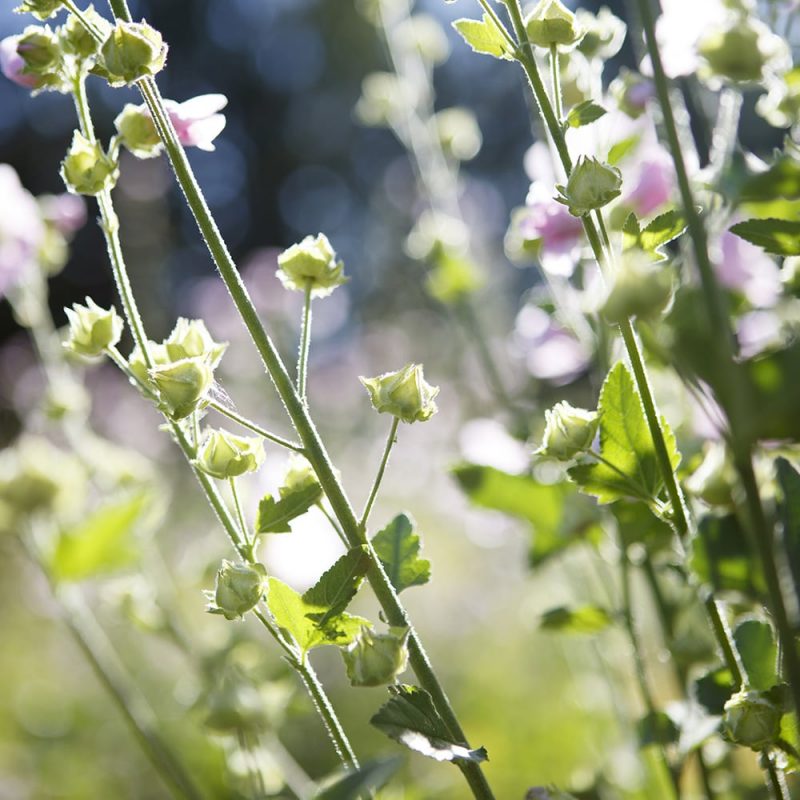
[60,131,118,196]
[342,626,409,687]
[555,157,622,217]
[206,560,267,621]
[63,296,123,357]
[196,430,265,480]
[536,401,598,461]
[277,233,347,298]
[128,318,227,420]
[360,363,439,424]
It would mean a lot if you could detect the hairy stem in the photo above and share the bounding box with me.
[297,281,313,404]
[205,400,304,453]
[360,417,399,531]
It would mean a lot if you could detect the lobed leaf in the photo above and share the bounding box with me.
[729,218,800,256]
[371,513,430,594]
[452,15,513,60]
[256,483,322,534]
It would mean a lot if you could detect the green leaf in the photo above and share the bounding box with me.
[779,713,800,773]
[371,513,430,594]
[256,483,322,534]
[622,209,687,259]
[637,711,679,748]
[607,134,640,165]
[50,491,149,582]
[371,685,488,763]
[693,666,735,716]
[302,546,371,627]
[776,458,800,608]
[315,757,402,799]
[569,363,680,504]
[729,218,800,256]
[734,618,778,691]
[739,157,800,205]
[566,100,607,128]
[452,14,513,60]
[539,605,612,634]
[451,464,601,566]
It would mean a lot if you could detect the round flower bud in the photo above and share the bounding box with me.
[114,103,162,158]
[360,363,439,424]
[536,401,598,461]
[149,356,214,420]
[600,257,673,324]
[698,15,789,86]
[164,317,227,367]
[60,6,110,59]
[127,340,169,389]
[342,627,409,687]
[196,430,265,480]
[685,442,737,507]
[207,560,267,621]
[433,107,482,162]
[722,689,782,751]
[100,20,167,87]
[1,26,66,92]
[60,131,118,196]
[14,0,63,21]
[525,0,583,49]
[279,454,320,498]
[276,233,347,298]
[63,297,123,357]
[555,156,622,217]
[575,7,626,61]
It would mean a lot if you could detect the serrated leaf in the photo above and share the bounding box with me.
[371,685,488,763]
[607,134,640,165]
[302,546,371,627]
[256,483,322,534]
[452,14,513,60]
[566,100,607,128]
[776,458,800,608]
[371,513,430,594]
[729,218,800,256]
[539,605,612,634]
[640,209,687,253]
[569,363,680,505]
[734,618,778,691]
[315,757,402,799]
[50,492,149,582]
[452,464,601,565]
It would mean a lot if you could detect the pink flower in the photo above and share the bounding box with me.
[164,94,227,151]
[39,193,87,236]
[622,145,675,217]
[0,165,46,298]
[714,226,781,308]
[0,36,38,90]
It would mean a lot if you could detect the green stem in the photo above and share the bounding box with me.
[229,477,250,548]
[132,66,493,800]
[205,400,304,453]
[549,44,562,122]
[702,593,745,689]
[317,501,351,550]
[360,417,399,532]
[297,282,313,404]
[765,753,791,800]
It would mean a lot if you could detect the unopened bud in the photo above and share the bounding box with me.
[150,356,213,420]
[1,26,65,92]
[60,6,110,58]
[360,363,439,424]
[536,401,598,461]
[342,627,409,687]
[114,103,162,158]
[277,233,347,298]
[60,130,118,196]
[164,317,227,367]
[100,20,166,87]
[14,0,63,21]
[63,297,123,357]
[196,430,265,480]
[600,257,672,323]
[555,156,622,217]
[206,560,267,621]
[434,107,482,162]
[722,689,782,751]
[525,0,582,49]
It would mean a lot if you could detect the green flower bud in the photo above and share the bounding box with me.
[525,0,583,49]
[60,131,118,196]
[600,257,673,323]
[127,340,169,388]
[433,107,482,162]
[685,442,737,507]
[555,156,622,217]
[63,297,123,357]
[14,0,63,21]
[575,7,626,61]
[276,233,347,298]
[206,560,267,621]
[278,454,320,498]
[114,103,161,158]
[360,363,439,424]
[196,430,264,480]
[60,6,110,58]
[13,25,66,91]
[150,356,214,420]
[100,20,167,87]
[536,401,598,461]
[164,317,227,367]
[342,626,409,687]
[698,15,789,86]
[722,689,782,751]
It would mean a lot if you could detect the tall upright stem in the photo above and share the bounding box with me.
[297,282,313,404]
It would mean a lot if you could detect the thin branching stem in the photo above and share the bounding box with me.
[360,417,399,531]
[206,400,304,453]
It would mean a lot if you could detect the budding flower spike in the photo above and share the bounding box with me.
[360,363,439,424]
[525,0,583,50]
[536,401,598,461]
[555,156,622,217]
[196,430,265,480]
[206,560,267,621]
[63,297,123,358]
[277,233,347,298]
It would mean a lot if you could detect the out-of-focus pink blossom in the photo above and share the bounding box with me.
[0,165,46,298]
[164,94,227,151]
[714,227,782,308]
[0,36,37,90]
[622,145,675,217]
[736,310,782,358]
[38,193,87,236]
[515,305,590,384]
